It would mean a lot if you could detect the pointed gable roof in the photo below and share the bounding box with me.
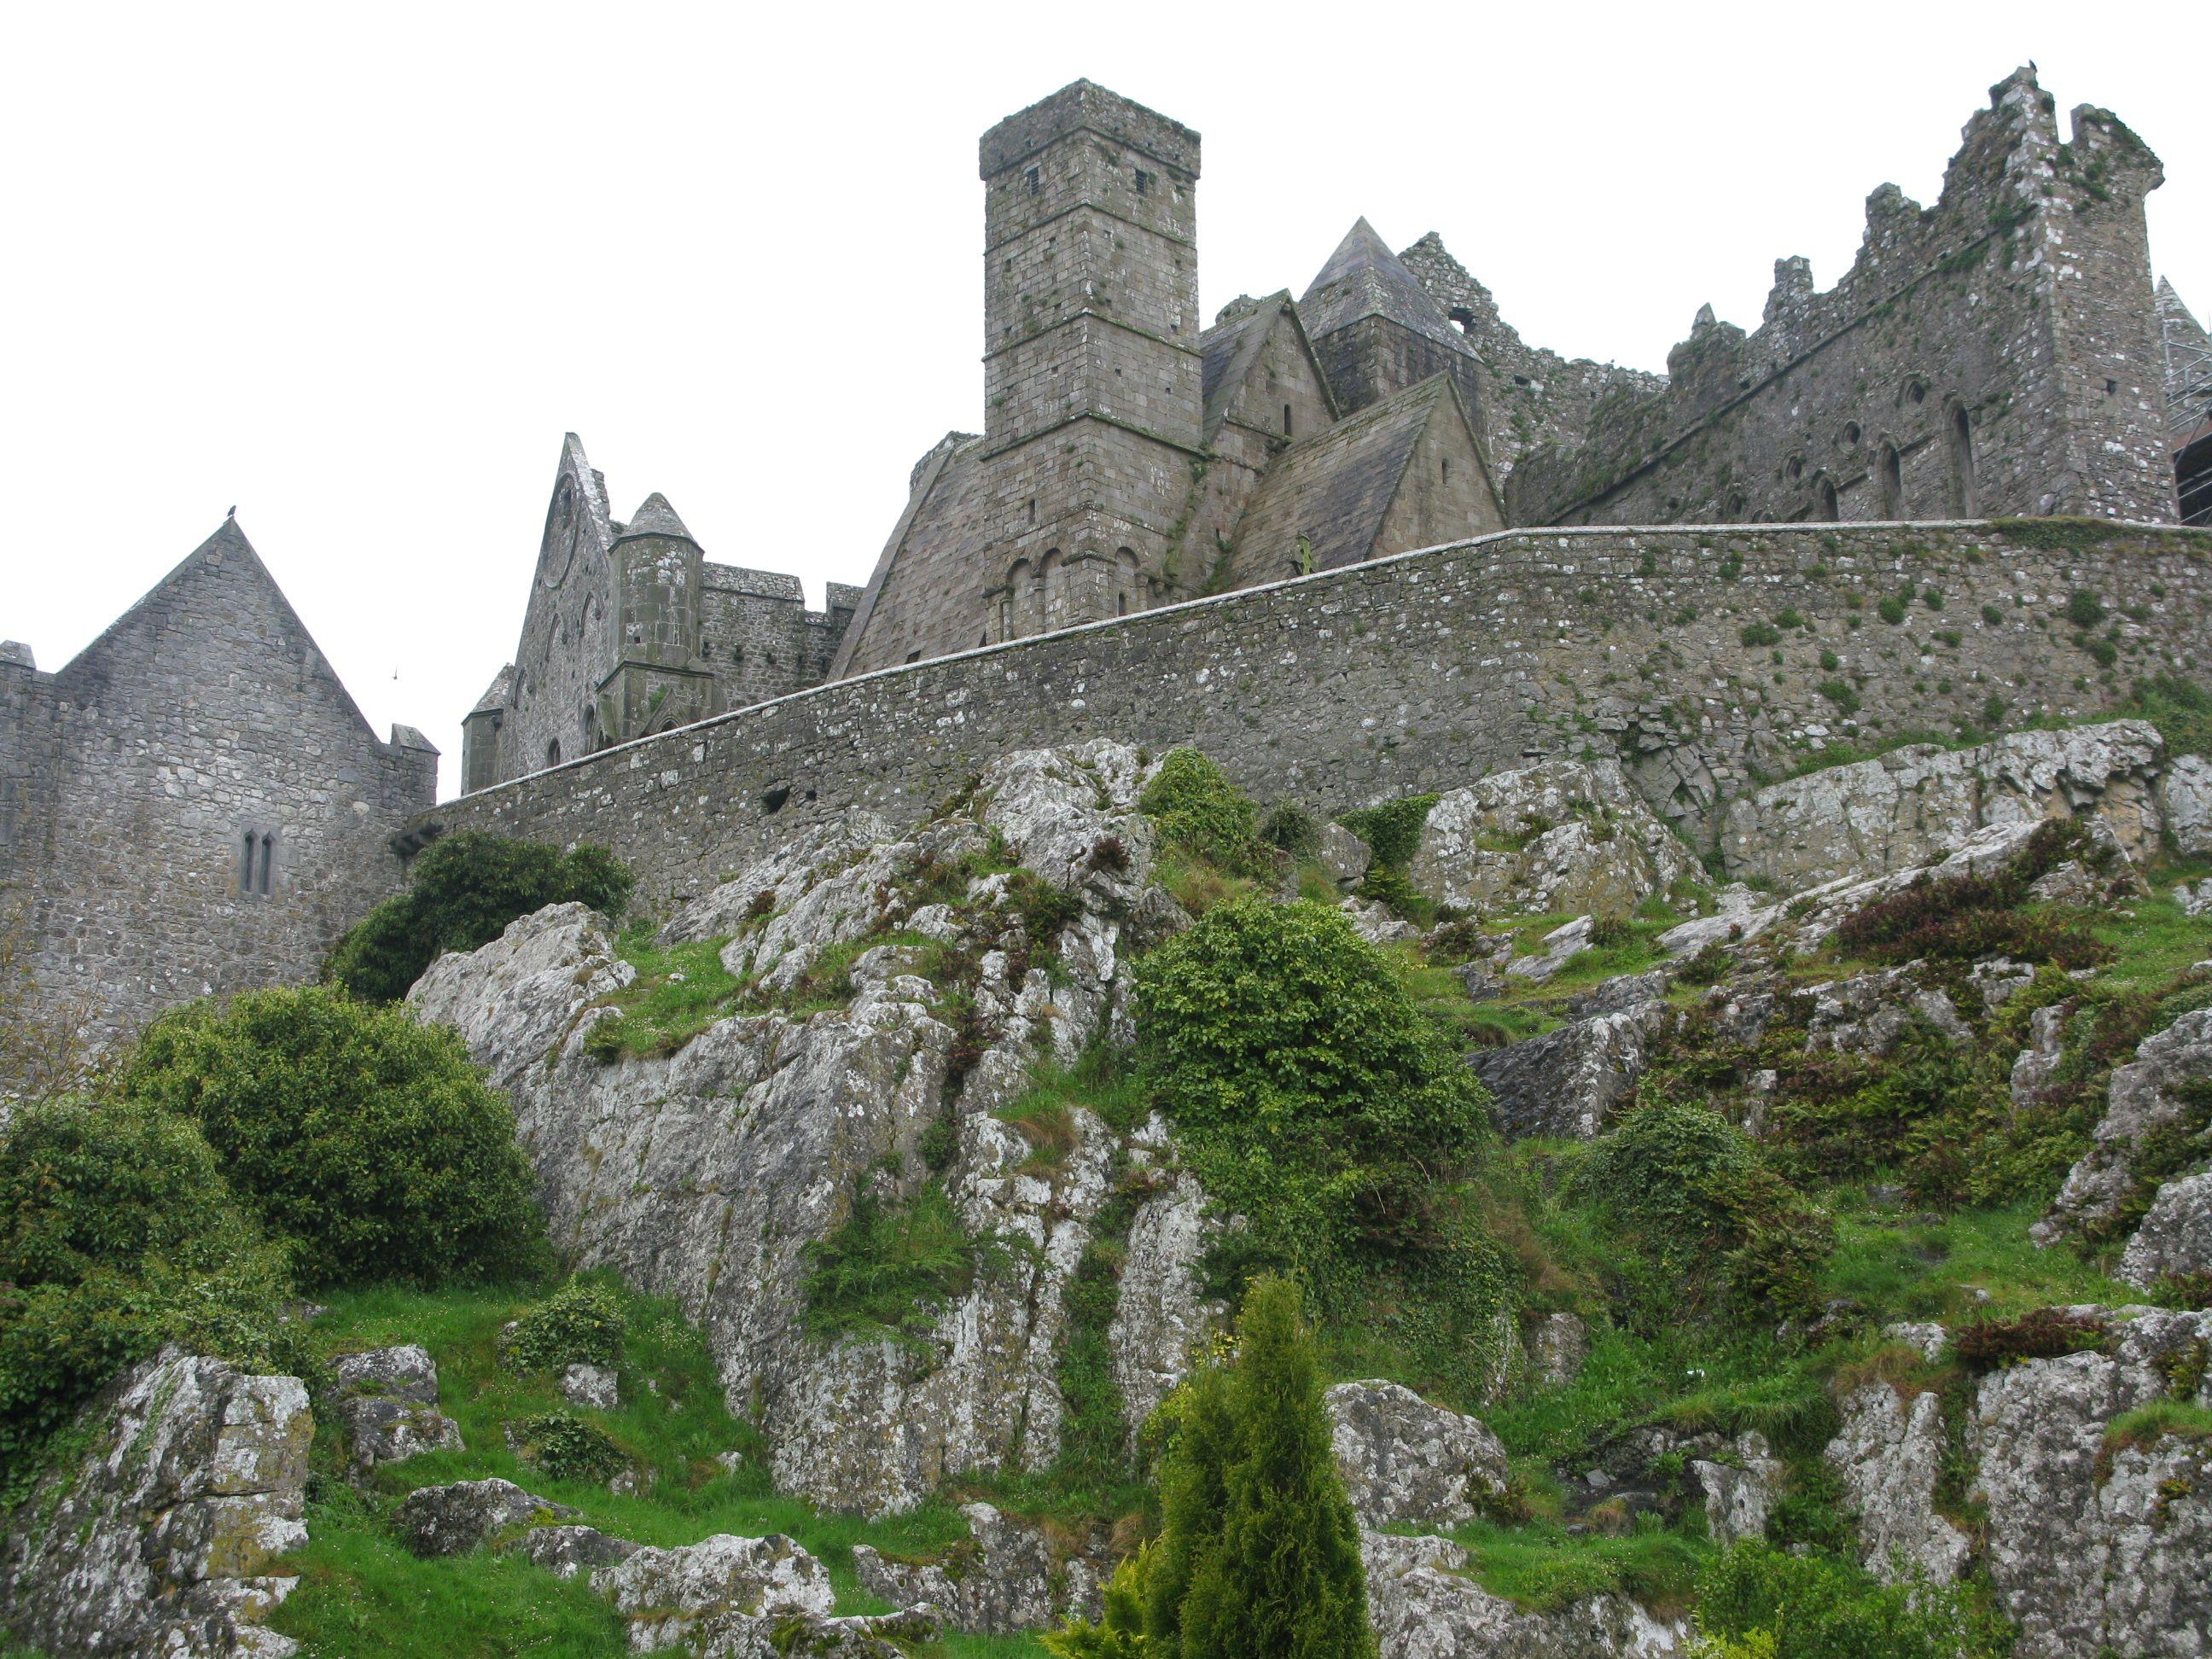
[1228,375,1496,580]
[619,492,696,543]
[1199,292,1336,442]
[471,663,515,715]
[1298,218,1468,350]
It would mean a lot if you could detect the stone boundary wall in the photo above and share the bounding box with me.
[422,520,2212,914]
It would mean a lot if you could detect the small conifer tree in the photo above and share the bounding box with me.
[1147,1276,1376,1659]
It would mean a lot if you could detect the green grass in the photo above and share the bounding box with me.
[2104,1397,2212,1454]
[2086,882,2212,998]
[267,1279,1041,1657]
[587,928,744,1059]
[1821,1197,2139,1322]
[1434,1513,1708,1616]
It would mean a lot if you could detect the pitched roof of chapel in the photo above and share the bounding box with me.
[1298,218,1470,352]
[1228,375,1470,577]
[1199,291,1332,441]
[617,492,695,541]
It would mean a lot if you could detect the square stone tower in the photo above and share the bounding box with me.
[978,81,1204,635]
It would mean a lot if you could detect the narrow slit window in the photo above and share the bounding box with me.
[1283,404,1293,436]
[257,834,274,896]
[240,831,255,892]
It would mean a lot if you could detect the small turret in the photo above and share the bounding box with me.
[597,494,722,744]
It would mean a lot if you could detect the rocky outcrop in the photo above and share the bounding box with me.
[1410,759,1698,919]
[593,1533,833,1650]
[2119,1170,2212,1287]
[852,1502,1103,1636]
[1470,995,1668,1139]
[1968,1307,2212,1658]
[1105,1142,1219,1449]
[513,1523,637,1580]
[1325,1380,1511,1529]
[1718,721,2168,890]
[558,1362,619,1412]
[394,1477,578,1557]
[1360,1530,1687,1658]
[2039,1009,2212,1243]
[1691,1431,1786,1547]
[1802,965,1970,1058]
[1825,1383,1970,1585]
[409,742,1197,1518]
[0,1349,313,1659]
[1505,916,1596,984]
[2157,752,2212,855]
[1531,1313,1592,1388]
[329,1344,463,1470]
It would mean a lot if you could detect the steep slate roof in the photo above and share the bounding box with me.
[471,663,515,715]
[1298,218,1469,349]
[1231,375,1471,574]
[620,492,695,541]
[1199,292,1334,442]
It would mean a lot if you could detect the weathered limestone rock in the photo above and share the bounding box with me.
[1968,1307,2212,1658]
[2178,876,2212,918]
[410,743,1183,1518]
[2157,752,2212,855]
[2118,1170,2212,1288]
[2011,1004,2069,1113]
[1567,969,1672,1018]
[329,1344,463,1469]
[1881,1321,1949,1362]
[685,1605,940,1659]
[1802,965,1970,1058]
[1691,1432,1786,1547]
[1410,759,1698,919]
[1106,1155,1218,1448]
[559,1362,620,1412]
[0,1349,313,1659]
[1326,1380,1511,1529]
[393,1477,578,1557]
[1315,820,1372,888]
[1360,1529,1687,1657]
[1967,957,2036,1011]
[1532,1312,1592,1388]
[2039,1009,2212,1243]
[514,1523,638,1580]
[1506,915,1595,984]
[1719,721,2166,890]
[592,1533,834,1653]
[852,1503,1102,1636]
[1825,1383,1970,1585]
[1470,997,1667,1139]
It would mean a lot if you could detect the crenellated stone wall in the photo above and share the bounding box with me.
[416,518,2212,915]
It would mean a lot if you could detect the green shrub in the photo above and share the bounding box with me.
[116,987,547,1289]
[324,831,634,1003]
[800,1178,999,1343]
[506,1280,626,1373]
[1576,1101,1831,1324]
[2121,673,2212,760]
[1816,680,1860,717]
[1740,623,1782,649]
[1133,900,1491,1288]
[1338,794,1441,872]
[1145,1278,1374,1658]
[0,1097,303,1489]
[1138,750,1273,881]
[518,1412,626,1482]
[1981,603,2004,626]
[1694,1539,2000,1658]
[1877,597,1906,626]
[2064,590,2106,628]
[1258,803,1319,858]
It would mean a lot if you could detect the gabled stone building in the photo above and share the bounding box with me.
[0,520,437,1046]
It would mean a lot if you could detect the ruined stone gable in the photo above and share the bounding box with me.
[1,520,435,1047]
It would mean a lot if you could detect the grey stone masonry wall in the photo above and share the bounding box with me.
[3,521,436,1048]
[418,517,2211,916]
[1506,71,2175,530]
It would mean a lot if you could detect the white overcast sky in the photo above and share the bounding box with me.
[3,3,2204,799]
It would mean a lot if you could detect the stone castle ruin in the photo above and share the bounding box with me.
[4,68,2210,1042]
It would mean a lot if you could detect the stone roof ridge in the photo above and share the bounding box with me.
[471,663,515,714]
[1200,290,1333,443]
[1298,218,1467,350]
[618,492,694,541]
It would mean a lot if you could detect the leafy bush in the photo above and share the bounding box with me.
[1138,750,1274,882]
[1575,1101,1831,1324]
[116,987,547,1289]
[1816,680,1860,716]
[1338,795,1440,871]
[324,831,634,1003]
[1144,1278,1374,1658]
[800,1178,1000,1342]
[1877,597,1906,626]
[1834,819,2111,969]
[1258,803,1319,858]
[1694,1539,2001,1659]
[1740,622,1782,649]
[1134,899,1492,1289]
[519,1412,626,1482]
[2121,672,2212,761]
[506,1280,626,1373]
[0,1097,303,1489]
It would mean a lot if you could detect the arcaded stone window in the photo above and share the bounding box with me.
[1878,442,1903,517]
[1814,475,1839,520]
[240,828,276,897]
[546,739,562,768]
[1946,401,1976,515]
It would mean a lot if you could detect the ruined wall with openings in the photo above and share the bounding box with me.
[417,517,2211,916]
[1506,73,2175,531]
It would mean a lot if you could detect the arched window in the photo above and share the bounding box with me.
[1039,550,1068,630]
[1877,442,1903,518]
[1008,556,1038,637]
[546,738,562,769]
[1813,474,1839,520]
[1946,401,1976,515]
[257,834,274,896]
[240,831,255,894]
